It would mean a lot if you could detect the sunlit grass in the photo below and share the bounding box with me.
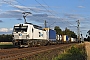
[53,43,87,60]
[0,42,13,49]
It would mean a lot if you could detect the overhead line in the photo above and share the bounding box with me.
[35,0,76,28]
[35,0,53,15]
[41,0,76,27]
[2,0,26,11]
[35,0,67,27]
[2,0,42,22]
[15,0,54,25]
[2,0,77,29]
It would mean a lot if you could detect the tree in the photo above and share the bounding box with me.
[62,27,77,38]
[86,30,90,41]
[87,30,90,36]
[70,31,77,38]
[64,27,70,35]
[54,26,62,35]
[0,34,12,42]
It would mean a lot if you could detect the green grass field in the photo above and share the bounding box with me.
[0,42,14,49]
[53,43,87,60]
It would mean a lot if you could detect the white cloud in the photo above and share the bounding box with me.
[0,0,18,5]
[0,4,52,18]
[78,6,85,8]
[13,5,31,11]
[0,28,8,32]
[0,28,13,32]
[14,5,49,13]
[33,14,48,17]
[64,13,85,20]
[0,10,23,18]
[9,28,13,31]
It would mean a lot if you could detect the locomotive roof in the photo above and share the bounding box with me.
[25,23,42,28]
[14,23,42,29]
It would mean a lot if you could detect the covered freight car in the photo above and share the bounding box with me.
[56,34,62,43]
[56,35,70,43]
[61,35,70,43]
[43,28,56,44]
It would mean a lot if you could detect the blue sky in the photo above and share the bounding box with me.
[0,0,90,37]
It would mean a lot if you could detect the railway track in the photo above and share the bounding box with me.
[0,43,77,60]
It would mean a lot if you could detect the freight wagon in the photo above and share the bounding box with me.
[56,35,70,43]
[70,38,77,43]
[56,34,62,43]
[43,28,56,44]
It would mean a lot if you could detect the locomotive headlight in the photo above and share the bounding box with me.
[19,34,22,36]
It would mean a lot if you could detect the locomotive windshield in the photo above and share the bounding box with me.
[14,26,28,32]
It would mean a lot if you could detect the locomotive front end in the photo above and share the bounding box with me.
[12,24,29,47]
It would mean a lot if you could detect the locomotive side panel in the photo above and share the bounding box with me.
[32,27,47,40]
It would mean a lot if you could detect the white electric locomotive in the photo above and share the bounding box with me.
[12,23,56,47]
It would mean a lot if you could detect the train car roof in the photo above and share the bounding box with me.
[25,23,42,29]
[14,23,42,29]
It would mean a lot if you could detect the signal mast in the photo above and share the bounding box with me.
[76,20,80,42]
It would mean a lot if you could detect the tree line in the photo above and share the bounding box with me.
[85,30,90,41]
[0,34,12,42]
[54,26,77,38]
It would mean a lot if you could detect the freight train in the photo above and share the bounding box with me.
[12,23,77,47]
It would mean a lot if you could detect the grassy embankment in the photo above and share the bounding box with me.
[0,42,14,49]
[1,43,85,60]
[22,44,86,60]
[53,43,87,60]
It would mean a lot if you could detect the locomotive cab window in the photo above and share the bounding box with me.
[14,26,28,32]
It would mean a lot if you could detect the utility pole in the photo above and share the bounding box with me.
[76,20,80,43]
[44,20,47,28]
[22,12,32,23]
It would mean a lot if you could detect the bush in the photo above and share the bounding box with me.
[53,44,87,60]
